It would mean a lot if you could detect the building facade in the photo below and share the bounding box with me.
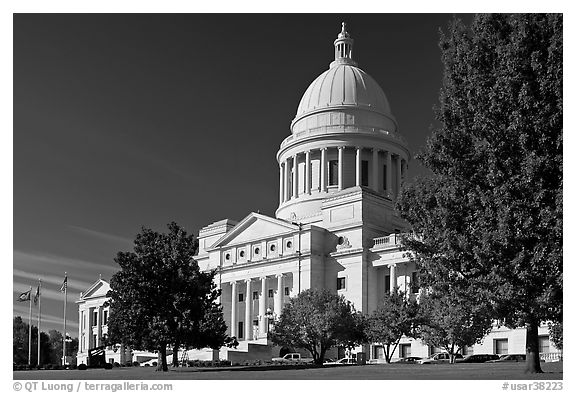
[76,279,156,365]
[195,24,557,362]
[78,24,558,364]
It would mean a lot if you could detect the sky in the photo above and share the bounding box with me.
[12,13,473,336]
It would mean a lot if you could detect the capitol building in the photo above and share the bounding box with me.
[77,24,557,365]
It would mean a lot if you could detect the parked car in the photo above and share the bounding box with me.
[271,353,314,364]
[456,354,500,363]
[487,354,526,363]
[393,356,423,364]
[139,359,158,367]
[323,357,356,365]
[418,353,463,364]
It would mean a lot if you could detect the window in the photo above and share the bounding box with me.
[328,160,338,186]
[286,241,292,249]
[385,275,391,293]
[361,160,369,186]
[495,339,508,355]
[462,346,474,355]
[238,293,244,302]
[254,247,260,255]
[92,310,98,326]
[252,291,259,300]
[284,287,290,296]
[399,344,411,358]
[225,253,231,260]
[238,322,244,339]
[337,277,346,290]
[411,272,419,294]
[268,289,274,298]
[239,250,245,258]
[383,165,388,189]
[270,244,276,252]
[539,336,550,354]
[103,310,108,325]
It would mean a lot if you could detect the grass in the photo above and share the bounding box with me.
[14,361,562,380]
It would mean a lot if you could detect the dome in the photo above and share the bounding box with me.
[290,22,397,133]
[295,65,392,119]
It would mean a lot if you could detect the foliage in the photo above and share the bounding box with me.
[106,222,229,371]
[397,14,562,373]
[417,290,493,363]
[13,316,51,366]
[366,289,419,363]
[548,322,562,351]
[12,317,75,366]
[269,289,364,365]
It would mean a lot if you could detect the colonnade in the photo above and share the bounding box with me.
[279,146,407,203]
[228,274,287,341]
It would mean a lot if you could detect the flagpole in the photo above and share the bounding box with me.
[62,273,67,366]
[28,285,32,367]
[37,279,42,367]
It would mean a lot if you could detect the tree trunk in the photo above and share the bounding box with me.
[157,345,168,372]
[525,318,543,373]
[172,341,179,367]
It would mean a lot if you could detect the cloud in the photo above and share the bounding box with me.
[67,225,134,247]
[13,303,79,333]
[14,269,93,293]
[13,249,118,276]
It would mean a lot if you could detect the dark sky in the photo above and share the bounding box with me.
[13,14,471,335]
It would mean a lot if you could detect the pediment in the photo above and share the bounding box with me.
[80,279,110,300]
[209,212,298,248]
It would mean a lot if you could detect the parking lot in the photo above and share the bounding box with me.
[14,361,563,380]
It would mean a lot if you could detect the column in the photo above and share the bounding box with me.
[96,306,101,346]
[284,160,290,201]
[320,148,327,192]
[338,146,344,191]
[78,310,82,352]
[396,155,402,199]
[305,150,311,194]
[279,163,284,203]
[389,264,397,293]
[230,281,237,337]
[244,279,252,340]
[292,154,299,199]
[386,152,392,196]
[372,149,379,192]
[355,147,361,187]
[259,277,268,336]
[274,274,284,317]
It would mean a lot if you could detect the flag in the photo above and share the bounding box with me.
[33,285,40,305]
[60,276,67,292]
[18,290,31,302]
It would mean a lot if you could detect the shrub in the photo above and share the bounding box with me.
[132,361,139,367]
[125,361,133,367]
[113,362,120,368]
[104,363,113,370]
[78,364,87,370]
[45,364,53,370]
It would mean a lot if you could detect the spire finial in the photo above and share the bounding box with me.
[332,22,356,67]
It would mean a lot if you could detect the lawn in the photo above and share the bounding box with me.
[13,361,563,380]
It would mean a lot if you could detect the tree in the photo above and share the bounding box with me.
[106,222,229,371]
[417,290,493,363]
[366,289,419,363]
[13,316,51,366]
[269,289,362,365]
[397,14,562,373]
